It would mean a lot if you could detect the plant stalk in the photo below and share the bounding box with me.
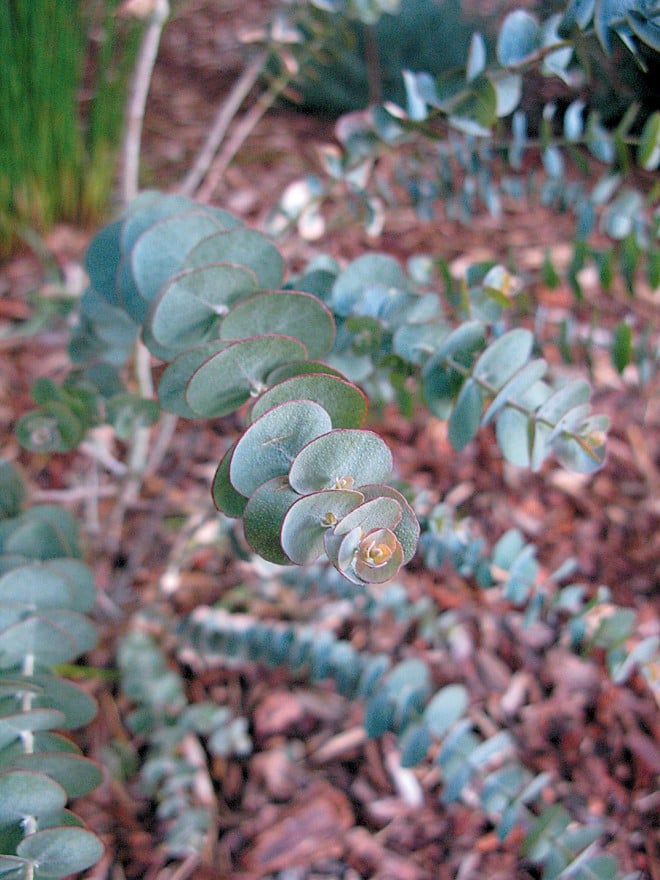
[120,0,170,204]
[179,50,269,198]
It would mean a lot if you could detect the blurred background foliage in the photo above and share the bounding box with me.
[0,0,141,255]
[277,0,659,128]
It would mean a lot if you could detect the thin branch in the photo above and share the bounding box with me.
[179,50,269,197]
[196,80,283,202]
[105,340,155,554]
[120,0,170,205]
[31,484,117,503]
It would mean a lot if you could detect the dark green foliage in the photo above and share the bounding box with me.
[0,0,141,252]
[277,0,484,115]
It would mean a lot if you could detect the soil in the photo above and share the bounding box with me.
[0,2,658,879]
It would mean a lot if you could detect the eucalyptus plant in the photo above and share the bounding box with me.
[7,2,658,877]
[0,461,103,879]
[18,190,608,587]
[266,0,659,309]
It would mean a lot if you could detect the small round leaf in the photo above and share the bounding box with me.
[230,400,332,497]
[185,336,308,419]
[0,771,67,824]
[280,489,364,564]
[249,374,368,428]
[242,477,299,565]
[288,430,393,494]
[220,291,335,360]
[17,826,104,878]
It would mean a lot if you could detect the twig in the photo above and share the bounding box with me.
[145,411,178,476]
[120,0,170,205]
[31,484,117,504]
[196,72,288,203]
[105,340,155,554]
[80,440,128,476]
[179,50,269,197]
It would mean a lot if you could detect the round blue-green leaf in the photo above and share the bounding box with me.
[211,444,247,518]
[423,684,469,737]
[559,0,595,32]
[492,72,522,117]
[130,211,226,320]
[356,655,390,697]
[536,379,590,426]
[496,10,540,66]
[266,360,345,383]
[627,9,660,53]
[288,430,393,494]
[85,220,121,306]
[157,341,229,417]
[280,489,364,564]
[482,359,548,426]
[242,477,299,565]
[0,770,67,823]
[447,379,483,451]
[334,497,402,537]
[147,263,259,352]
[0,676,42,698]
[0,604,24,631]
[564,99,586,142]
[364,691,395,738]
[323,525,361,579]
[466,31,486,82]
[331,254,408,317]
[9,506,81,559]
[40,560,95,614]
[120,192,230,252]
[184,228,284,288]
[0,733,80,768]
[0,618,78,666]
[249,374,367,428]
[422,321,485,418]
[393,321,450,366]
[12,753,102,799]
[29,674,97,730]
[230,400,331,497]
[399,721,432,768]
[358,485,419,564]
[553,414,608,473]
[220,291,335,360]
[185,336,308,419]
[17,826,104,878]
[473,328,534,389]
[384,658,431,702]
[46,610,97,655]
[35,809,84,831]
[16,403,84,454]
[0,565,73,609]
[0,710,66,751]
[496,381,550,467]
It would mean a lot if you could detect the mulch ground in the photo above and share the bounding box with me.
[0,2,658,879]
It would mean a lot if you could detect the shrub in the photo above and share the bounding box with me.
[5,1,658,876]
